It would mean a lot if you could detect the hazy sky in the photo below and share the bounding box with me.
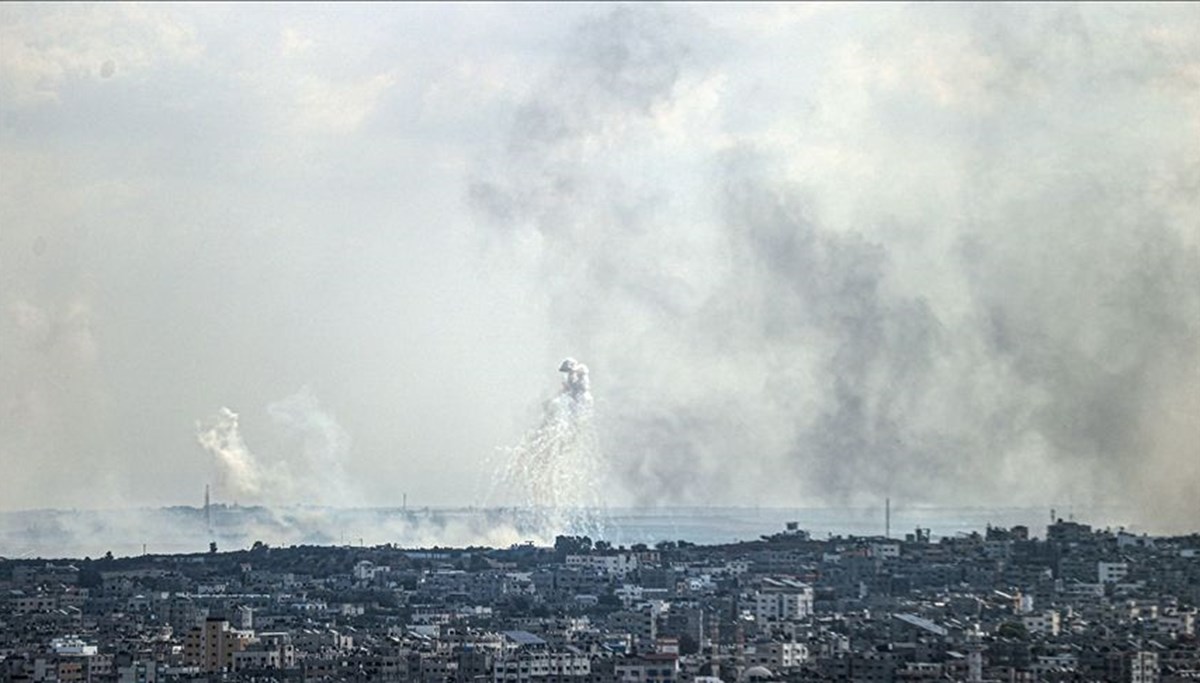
[2,3,1198,531]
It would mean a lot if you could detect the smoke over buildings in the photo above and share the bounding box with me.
[470,4,1200,531]
[1,4,1197,534]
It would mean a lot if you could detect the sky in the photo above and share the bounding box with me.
[2,3,1198,532]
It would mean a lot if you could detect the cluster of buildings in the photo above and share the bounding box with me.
[2,517,1199,682]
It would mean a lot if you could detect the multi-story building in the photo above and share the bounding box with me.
[183,617,252,673]
[750,577,813,625]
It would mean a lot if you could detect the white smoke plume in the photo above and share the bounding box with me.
[266,387,355,506]
[197,388,357,507]
[196,407,265,502]
[495,358,605,540]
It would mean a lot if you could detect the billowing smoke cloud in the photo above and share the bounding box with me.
[197,388,358,507]
[471,4,1200,531]
[3,3,1197,537]
[196,407,265,502]
[266,386,355,506]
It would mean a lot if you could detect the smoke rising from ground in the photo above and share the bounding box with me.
[196,407,265,502]
[197,388,357,507]
[266,387,355,506]
[471,4,1200,531]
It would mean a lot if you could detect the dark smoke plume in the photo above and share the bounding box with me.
[471,4,1200,532]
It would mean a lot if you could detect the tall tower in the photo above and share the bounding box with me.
[205,484,212,537]
[885,498,891,539]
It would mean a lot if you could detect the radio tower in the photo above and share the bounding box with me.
[204,484,212,537]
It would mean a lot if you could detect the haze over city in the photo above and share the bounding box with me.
[2,3,1198,535]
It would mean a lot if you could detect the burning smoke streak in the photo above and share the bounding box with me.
[495,358,605,540]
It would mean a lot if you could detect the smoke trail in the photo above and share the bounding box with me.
[496,358,605,540]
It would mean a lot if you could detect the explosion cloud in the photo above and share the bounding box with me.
[495,358,605,540]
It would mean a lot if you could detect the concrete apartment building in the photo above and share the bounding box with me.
[182,616,252,673]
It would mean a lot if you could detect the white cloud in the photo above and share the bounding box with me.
[0,3,201,107]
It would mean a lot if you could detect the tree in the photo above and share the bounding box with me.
[554,535,593,558]
[997,621,1029,640]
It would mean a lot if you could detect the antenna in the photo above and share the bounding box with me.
[885,498,891,539]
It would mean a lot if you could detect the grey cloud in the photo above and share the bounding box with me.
[2,3,1197,537]
[472,4,1200,531]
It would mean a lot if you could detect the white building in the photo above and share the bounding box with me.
[1098,561,1129,584]
[353,560,392,583]
[1128,651,1159,683]
[1157,610,1196,636]
[566,553,640,578]
[493,648,589,681]
[51,637,98,656]
[751,577,814,624]
[870,542,901,559]
[1021,610,1061,636]
[744,641,809,669]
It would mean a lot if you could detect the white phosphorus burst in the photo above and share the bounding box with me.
[497,358,606,540]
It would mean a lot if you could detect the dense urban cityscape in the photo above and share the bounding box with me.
[5,3,1200,682]
[3,516,1199,682]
